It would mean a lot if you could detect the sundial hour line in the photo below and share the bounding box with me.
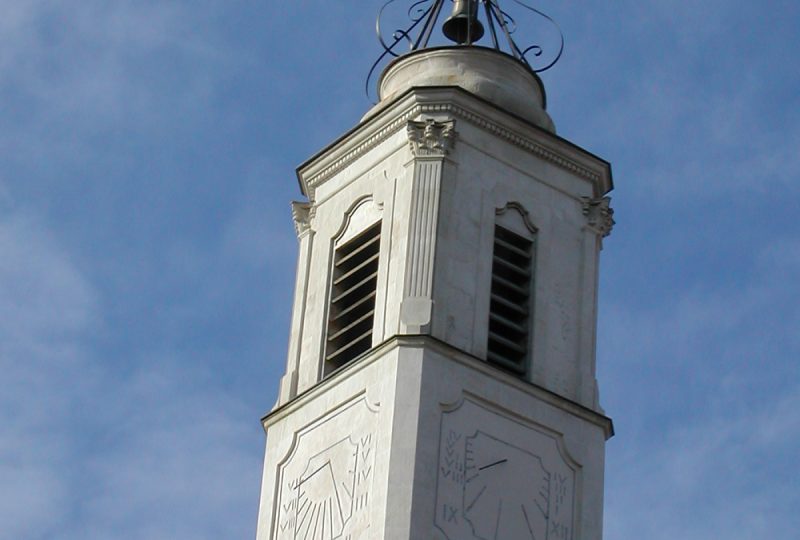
[479,458,508,471]
[298,460,331,486]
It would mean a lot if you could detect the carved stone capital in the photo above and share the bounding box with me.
[291,201,312,237]
[581,196,615,237]
[407,119,456,157]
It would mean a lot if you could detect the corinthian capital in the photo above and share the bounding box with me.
[291,201,312,237]
[407,119,456,157]
[581,196,615,238]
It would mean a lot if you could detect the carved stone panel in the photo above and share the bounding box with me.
[434,397,578,540]
[273,396,379,540]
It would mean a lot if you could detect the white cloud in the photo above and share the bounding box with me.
[0,210,100,538]
[75,361,261,540]
[599,233,800,538]
[1,2,796,538]
[555,1,800,203]
[221,159,298,271]
[0,0,246,175]
[0,214,97,349]
[0,207,264,538]
[601,230,800,363]
[605,384,800,539]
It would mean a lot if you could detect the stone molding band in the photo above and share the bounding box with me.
[304,101,603,197]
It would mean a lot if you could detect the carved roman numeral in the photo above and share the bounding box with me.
[359,466,372,482]
[355,492,369,511]
[442,504,459,524]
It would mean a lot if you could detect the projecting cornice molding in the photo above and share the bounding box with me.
[297,88,612,202]
[263,334,614,439]
[407,118,456,157]
[581,196,615,237]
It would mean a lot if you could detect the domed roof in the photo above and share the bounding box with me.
[378,46,554,132]
[364,0,563,132]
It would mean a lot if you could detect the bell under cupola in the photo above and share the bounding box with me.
[256,2,615,538]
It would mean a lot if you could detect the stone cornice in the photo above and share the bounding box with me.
[445,101,602,185]
[262,334,614,440]
[296,87,613,202]
[301,108,419,201]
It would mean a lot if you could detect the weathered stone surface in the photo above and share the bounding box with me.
[373,47,555,133]
[257,48,613,540]
[256,338,611,540]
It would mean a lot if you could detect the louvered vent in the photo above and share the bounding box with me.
[487,225,533,375]
[325,222,382,373]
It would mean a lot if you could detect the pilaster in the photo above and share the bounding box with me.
[278,201,315,405]
[400,119,455,334]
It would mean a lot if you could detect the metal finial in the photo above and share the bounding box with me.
[366,0,565,102]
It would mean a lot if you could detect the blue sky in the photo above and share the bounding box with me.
[1,1,798,538]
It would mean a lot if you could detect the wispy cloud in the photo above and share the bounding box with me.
[0,3,269,536]
[0,207,264,538]
[605,383,800,539]
[2,2,797,538]
[0,0,245,179]
[554,0,800,202]
[599,231,800,538]
[75,361,261,540]
[0,209,100,537]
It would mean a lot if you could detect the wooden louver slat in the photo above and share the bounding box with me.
[491,273,529,297]
[327,309,376,342]
[489,311,528,334]
[493,236,530,258]
[325,329,373,364]
[490,293,528,316]
[336,233,381,267]
[492,254,531,278]
[328,290,377,324]
[330,272,379,306]
[325,222,382,373]
[333,252,380,286]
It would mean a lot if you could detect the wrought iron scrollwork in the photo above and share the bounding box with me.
[508,0,564,72]
[366,0,565,102]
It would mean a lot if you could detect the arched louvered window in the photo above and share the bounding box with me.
[487,204,536,375]
[325,221,382,374]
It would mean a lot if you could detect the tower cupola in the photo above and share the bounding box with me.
[365,0,563,131]
[256,4,615,539]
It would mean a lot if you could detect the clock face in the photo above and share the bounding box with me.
[435,398,576,540]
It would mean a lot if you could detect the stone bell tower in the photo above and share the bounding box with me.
[255,2,614,539]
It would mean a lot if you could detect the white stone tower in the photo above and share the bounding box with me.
[255,3,614,539]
